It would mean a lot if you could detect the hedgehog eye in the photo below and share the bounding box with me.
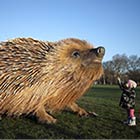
[72,51,80,58]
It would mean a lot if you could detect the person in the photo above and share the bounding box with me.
[117,77,137,126]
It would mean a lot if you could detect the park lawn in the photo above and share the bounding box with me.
[0,85,140,139]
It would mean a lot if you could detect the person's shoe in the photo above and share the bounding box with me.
[128,117,136,126]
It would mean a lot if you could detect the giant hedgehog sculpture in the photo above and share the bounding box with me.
[0,38,105,123]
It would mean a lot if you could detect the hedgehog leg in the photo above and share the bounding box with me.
[36,106,57,124]
[67,102,88,116]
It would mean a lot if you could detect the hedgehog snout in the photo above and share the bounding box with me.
[90,46,105,60]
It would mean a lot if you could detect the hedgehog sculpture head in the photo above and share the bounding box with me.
[0,38,105,123]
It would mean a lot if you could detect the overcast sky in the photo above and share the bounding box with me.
[0,0,140,61]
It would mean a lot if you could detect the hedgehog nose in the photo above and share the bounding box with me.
[90,46,105,59]
[96,46,105,58]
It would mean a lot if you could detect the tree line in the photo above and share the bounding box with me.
[99,54,140,85]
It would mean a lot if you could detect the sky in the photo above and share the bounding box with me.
[0,0,140,61]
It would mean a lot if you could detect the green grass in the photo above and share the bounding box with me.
[0,85,140,139]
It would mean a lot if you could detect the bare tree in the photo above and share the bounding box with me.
[102,61,115,84]
[99,54,140,85]
[112,54,129,75]
[127,55,140,83]
[128,55,140,71]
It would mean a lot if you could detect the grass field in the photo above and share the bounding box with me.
[0,85,140,139]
